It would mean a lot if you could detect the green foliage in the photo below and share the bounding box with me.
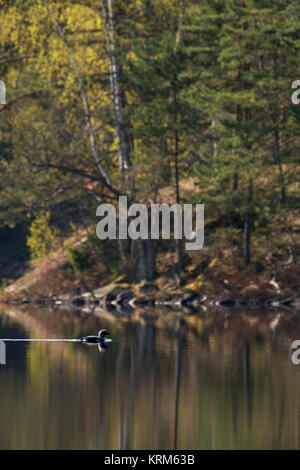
[0,278,13,291]
[66,247,88,274]
[0,0,299,274]
[66,236,122,278]
[27,211,59,259]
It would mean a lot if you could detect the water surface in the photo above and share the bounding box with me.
[0,306,300,450]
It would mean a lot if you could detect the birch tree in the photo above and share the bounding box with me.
[42,0,116,195]
[98,0,132,178]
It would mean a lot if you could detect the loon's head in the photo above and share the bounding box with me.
[98,330,110,340]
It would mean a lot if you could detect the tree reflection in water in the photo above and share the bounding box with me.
[0,306,300,449]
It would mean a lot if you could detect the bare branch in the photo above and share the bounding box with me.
[0,54,32,66]
[33,162,120,198]
[0,91,42,111]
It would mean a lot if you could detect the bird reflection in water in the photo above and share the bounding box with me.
[78,329,111,352]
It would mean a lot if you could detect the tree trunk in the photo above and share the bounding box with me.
[145,239,155,281]
[211,117,218,158]
[117,238,129,277]
[273,125,286,204]
[135,239,155,282]
[43,1,113,191]
[173,322,183,450]
[173,87,183,276]
[99,0,131,178]
[232,172,238,192]
[244,180,253,266]
[172,2,184,276]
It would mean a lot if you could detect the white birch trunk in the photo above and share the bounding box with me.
[99,0,130,174]
[42,1,113,190]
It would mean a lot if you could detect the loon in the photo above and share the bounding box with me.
[79,330,111,344]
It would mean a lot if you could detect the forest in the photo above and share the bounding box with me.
[0,0,299,298]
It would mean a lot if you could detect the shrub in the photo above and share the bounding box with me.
[0,278,12,291]
[27,211,59,259]
[66,247,88,273]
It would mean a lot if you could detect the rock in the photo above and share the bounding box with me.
[81,292,93,301]
[181,292,198,306]
[71,297,84,306]
[94,283,128,303]
[93,283,117,299]
[240,284,260,296]
[134,296,155,306]
[58,293,72,302]
[116,291,134,305]
[155,276,174,291]
[115,303,134,315]
[191,295,207,306]
[138,282,158,294]
[279,298,292,305]
[103,291,117,305]
[219,299,236,307]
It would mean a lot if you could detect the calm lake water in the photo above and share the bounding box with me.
[0,305,300,450]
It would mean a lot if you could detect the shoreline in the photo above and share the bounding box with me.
[1,288,299,312]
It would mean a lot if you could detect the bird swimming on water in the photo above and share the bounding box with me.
[78,330,111,344]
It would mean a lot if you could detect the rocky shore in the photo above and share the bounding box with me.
[2,283,299,313]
